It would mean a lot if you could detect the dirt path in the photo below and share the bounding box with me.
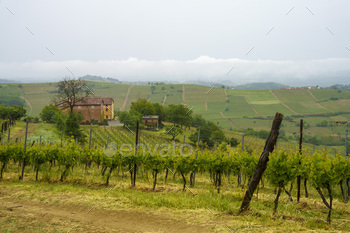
[307,89,334,112]
[269,90,298,114]
[315,102,334,112]
[21,96,33,116]
[220,112,236,128]
[182,85,186,105]
[121,85,134,111]
[0,194,209,233]
[162,95,167,106]
[244,96,261,117]
[11,123,36,140]
[224,89,228,101]
[307,89,318,101]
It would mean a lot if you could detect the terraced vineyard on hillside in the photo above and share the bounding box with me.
[1,82,349,150]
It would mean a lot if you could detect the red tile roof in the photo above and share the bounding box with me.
[75,98,114,106]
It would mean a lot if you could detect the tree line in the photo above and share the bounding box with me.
[0,104,26,141]
[118,99,235,148]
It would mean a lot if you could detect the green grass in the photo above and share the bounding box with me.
[310,89,350,101]
[227,89,275,102]
[2,82,350,146]
[89,82,130,111]
[252,103,294,116]
[21,83,58,116]
[26,123,61,144]
[163,84,184,105]
[0,84,25,107]
[8,82,350,120]
[319,99,350,112]
[149,87,166,104]
[1,161,350,232]
[185,85,225,103]
[225,96,258,118]
[124,85,151,109]
[272,89,332,114]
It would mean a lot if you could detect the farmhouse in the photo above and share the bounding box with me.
[142,115,159,129]
[58,98,114,122]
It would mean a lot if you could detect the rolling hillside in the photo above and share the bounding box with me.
[1,82,350,144]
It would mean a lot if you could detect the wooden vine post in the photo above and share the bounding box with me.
[191,126,201,187]
[132,121,139,187]
[239,112,283,214]
[297,119,303,202]
[19,121,29,181]
[7,127,10,144]
[344,126,348,202]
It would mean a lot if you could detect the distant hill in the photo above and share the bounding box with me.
[0,84,25,106]
[184,80,237,88]
[329,84,350,91]
[81,75,121,83]
[0,79,16,83]
[183,81,287,90]
[233,82,287,90]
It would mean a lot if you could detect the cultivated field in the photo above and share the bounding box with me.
[1,82,350,148]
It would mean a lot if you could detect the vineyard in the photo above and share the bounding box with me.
[1,117,350,232]
[6,121,346,158]
[1,133,350,229]
[80,125,172,149]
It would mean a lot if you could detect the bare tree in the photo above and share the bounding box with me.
[53,77,93,113]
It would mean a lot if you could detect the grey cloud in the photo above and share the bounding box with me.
[1,56,349,86]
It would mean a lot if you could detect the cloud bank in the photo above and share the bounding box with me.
[1,56,350,86]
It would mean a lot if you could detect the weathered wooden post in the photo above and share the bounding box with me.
[7,127,10,144]
[297,119,303,202]
[344,127,348,202]
[239,112,283,214]
[191,126,201,187]
[19,121,29,181]
[88,127,92,150]
[133,121,139,187]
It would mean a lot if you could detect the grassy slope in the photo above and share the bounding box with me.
[272,89,331,114]
[21,83,57,117]
[90,82,130,111]
[7,82,350,120]
[1,82,350,146]
[125,85,151,110]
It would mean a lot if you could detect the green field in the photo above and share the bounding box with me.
[310,89,350,101]
[1,82,350,147]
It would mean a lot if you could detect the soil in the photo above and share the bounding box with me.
[120,85,134,111]
[0,190,211,233]
[11,123,36,141]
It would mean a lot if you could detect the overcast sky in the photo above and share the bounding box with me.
[1,0,350,85]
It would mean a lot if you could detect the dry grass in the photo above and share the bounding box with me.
[1,162,350,232]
